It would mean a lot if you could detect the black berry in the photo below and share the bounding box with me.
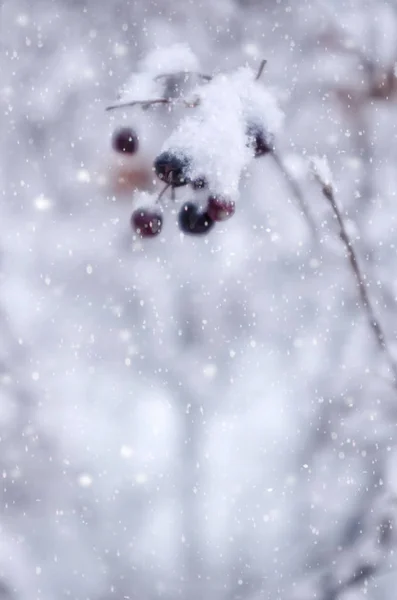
[191,177,208,190]
[246,124,274,157]
[154,151,190,187]
[178,202,215,235]
[207,195,235,222]
[112,127,139,154]
[131,209,162,238]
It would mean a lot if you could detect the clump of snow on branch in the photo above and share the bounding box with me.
[112,45,284,200]
[230,66,284,137]
[163,75,249,197]
[117,44,200,103]
[161,67,284,198]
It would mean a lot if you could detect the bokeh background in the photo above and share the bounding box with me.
[2,0,397,598]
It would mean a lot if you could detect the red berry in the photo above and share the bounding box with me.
[207,195,235,222]
[112,127,139,154]
[131,209,162,238]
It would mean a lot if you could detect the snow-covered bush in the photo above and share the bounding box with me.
[1,2,397,600]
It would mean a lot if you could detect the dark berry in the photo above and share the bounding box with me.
[112,127,139,154]
[246,124,274,157]
[131,209,162,238]
[154,151,190,187]
[191,177,208,190]
[178,202,215,235]
[207,195,236,222]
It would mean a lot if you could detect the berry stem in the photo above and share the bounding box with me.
[318,181,397,388]
[157,182,172,203]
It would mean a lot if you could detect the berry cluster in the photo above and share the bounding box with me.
[108,59,277,239]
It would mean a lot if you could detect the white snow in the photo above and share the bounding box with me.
[117,43,201,104]
[228,66,284,135]
[161,67,284,198]
[3,3,397,600]
[138,43,200,75]
[163,73,250,198]
[33,194,52,211]
[133,190,159,209]
[117,72,162,104]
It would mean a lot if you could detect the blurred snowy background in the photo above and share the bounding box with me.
[2,0,397,598]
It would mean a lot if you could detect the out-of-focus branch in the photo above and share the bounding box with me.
[271,152,397,387]
[270,151,321,246]
[290,489,395,599]
[324,510,394,599]
[255,59,267,81]
[317,180,397,387]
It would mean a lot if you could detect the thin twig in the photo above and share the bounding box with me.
[270,151,321,245]
[320,182,397,385]
[106,98,170,111]
[106,97,200,112]
[154,71,212,82]
[255,59,267,81]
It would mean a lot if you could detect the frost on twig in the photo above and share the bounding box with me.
[310,156,397,387]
